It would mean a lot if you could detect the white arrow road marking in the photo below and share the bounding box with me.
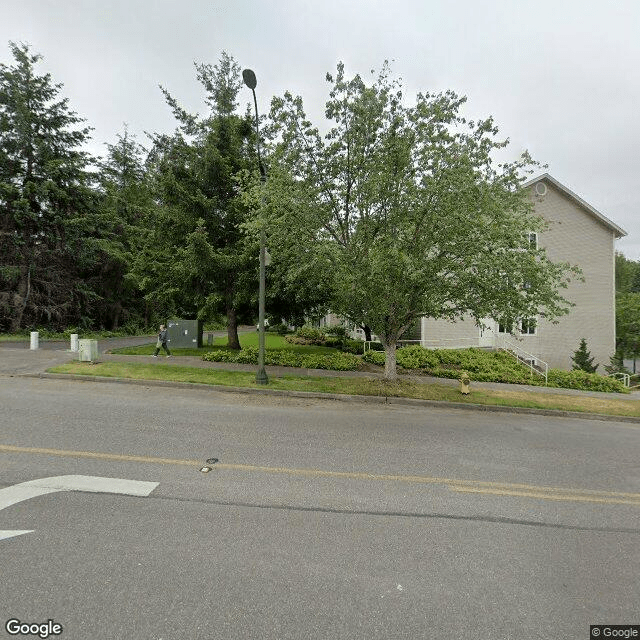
[0,530,34,541]
[0,475,159,541]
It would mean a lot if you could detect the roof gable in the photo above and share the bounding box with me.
[523,173,627,238]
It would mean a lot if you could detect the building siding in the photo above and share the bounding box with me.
[419,176,619,371]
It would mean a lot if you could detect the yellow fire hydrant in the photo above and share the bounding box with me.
[459,371,471,395]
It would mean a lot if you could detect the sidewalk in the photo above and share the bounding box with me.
[98,352,640,403]
[3,340,640,420]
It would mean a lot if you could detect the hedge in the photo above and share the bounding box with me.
[203,347,362,371]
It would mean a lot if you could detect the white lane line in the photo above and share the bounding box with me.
[0,475,159,541]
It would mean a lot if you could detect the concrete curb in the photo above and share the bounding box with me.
[24,372,640,425]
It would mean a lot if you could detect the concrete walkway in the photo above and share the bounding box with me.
[2,332,639,407]
[96,352,640,402]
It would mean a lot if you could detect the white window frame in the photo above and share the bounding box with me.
[498,319,514,334]
[520,317,537,335]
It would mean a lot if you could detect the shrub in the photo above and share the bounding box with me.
[325,326,348,340]
[284,325,328,345]
[203,348,362,371]
[341,339,365,354]
[268,323,291,335]
[362,350,386,366]
[396,345,439,369]
[545,369,628,393]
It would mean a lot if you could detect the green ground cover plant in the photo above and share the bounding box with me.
[363,346,628,393]
[202,347,362,371]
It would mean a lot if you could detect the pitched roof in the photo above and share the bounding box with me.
[523,173,627,238]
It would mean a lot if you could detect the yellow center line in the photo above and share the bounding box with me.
[1,443,639,506]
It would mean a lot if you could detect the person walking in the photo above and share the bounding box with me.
[153,324,172,357]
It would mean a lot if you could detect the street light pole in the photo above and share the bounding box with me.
[242,68,268,385]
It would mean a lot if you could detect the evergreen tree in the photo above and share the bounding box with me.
[134,53,257,348]
[0,42,95,331]
[604,349,628,375]
[614,252,640,294]
[81,127,153,329]
[571,338,598,373]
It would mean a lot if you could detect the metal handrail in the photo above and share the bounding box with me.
[497,337,548,385]
[607,372,630,388]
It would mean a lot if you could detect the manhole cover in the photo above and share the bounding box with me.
[206,458,219,465]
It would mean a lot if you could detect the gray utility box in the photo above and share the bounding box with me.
[78,339,99,362]
[167,319,203,349]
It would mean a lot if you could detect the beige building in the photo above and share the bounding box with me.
[422,174,627,371]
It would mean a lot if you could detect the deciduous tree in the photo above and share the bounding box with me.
[268,63,578,379]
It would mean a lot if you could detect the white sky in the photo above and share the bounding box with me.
[3,0,639,257]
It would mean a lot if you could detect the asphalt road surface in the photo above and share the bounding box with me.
[1,376,638,640]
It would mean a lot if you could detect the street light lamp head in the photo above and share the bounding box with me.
[242,69,257,90]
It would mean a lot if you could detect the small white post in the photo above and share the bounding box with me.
[30,331,39,350]
[70,334,79,352]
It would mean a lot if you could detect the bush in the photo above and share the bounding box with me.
[202,348,362,371]
[268,323,290,335]
[362,345,629,393]
[362,350,385,366]
[284,325,328,345]
[325,326,348,340]
[341,339,365,354]
[545,369,628,393]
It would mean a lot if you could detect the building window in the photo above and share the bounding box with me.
[498,319,513,334]
[520,317,537,335]
[528,232,538,249]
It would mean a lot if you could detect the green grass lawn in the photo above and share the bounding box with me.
[47,361,640,418]
[110,332,339,356]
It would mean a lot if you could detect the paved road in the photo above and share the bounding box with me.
[0,377,638,639]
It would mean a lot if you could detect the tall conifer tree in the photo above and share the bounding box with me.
[135,53,257,348]
[0,42,94,331]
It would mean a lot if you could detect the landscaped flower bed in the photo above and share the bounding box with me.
[363,345,628,393]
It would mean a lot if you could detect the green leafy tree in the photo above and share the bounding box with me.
[134,53,258,348]
[604,349,629,375]
[0,42,95,331]
[268,63,579,379]
[616,292,640,359]
[614,252,640,294]
[571,338,598,373]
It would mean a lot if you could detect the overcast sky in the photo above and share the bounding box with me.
[3,0,639,257]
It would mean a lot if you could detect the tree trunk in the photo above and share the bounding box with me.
[9,266,31,332]
[363,324,372,342]
[226,306,241,350]
[383,339,398,380]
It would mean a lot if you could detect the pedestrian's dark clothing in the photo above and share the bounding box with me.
[154,328,171,356]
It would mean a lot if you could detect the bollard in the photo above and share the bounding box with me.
[70,334,79,352]
[30,331,39,350]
